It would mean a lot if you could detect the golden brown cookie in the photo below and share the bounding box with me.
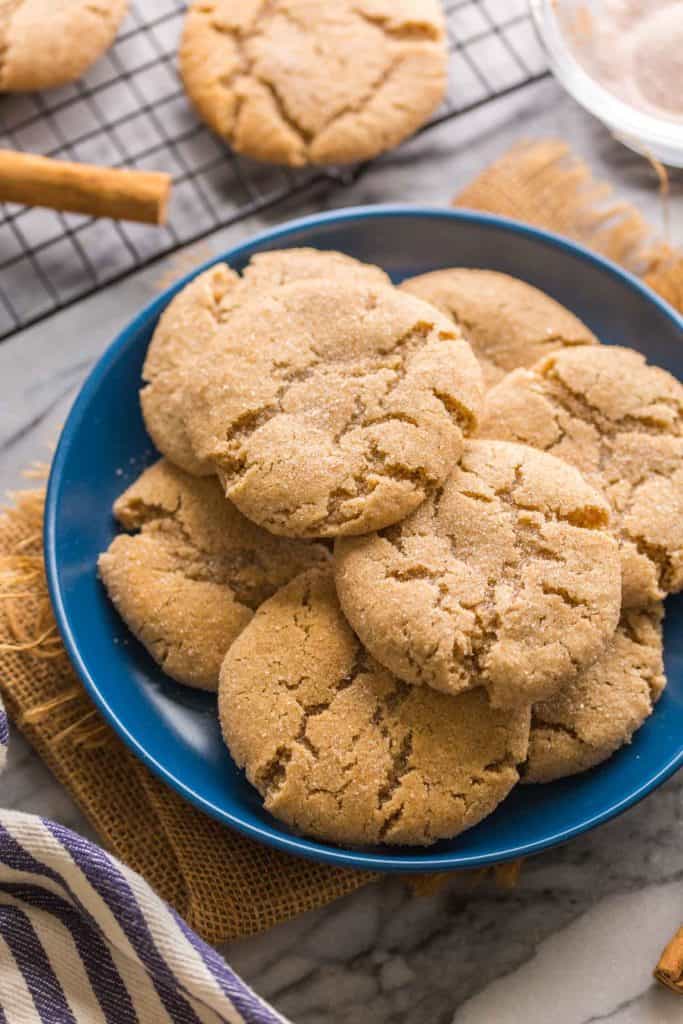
[523,605,666,783]
[179,0,447,167]
[140,249,390,477]
[400,269,598,388]
[335,439,622,709]
[184,279,484,538]
[98,459,328,690]
[0,0,128,92]
[219,567,531,846]
[480,346,683,608]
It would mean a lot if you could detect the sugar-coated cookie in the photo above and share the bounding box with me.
[184,279,484,537]
[98,459,328,689]
[179,0,447,166]
[141,249,390,476]
[219,568,530,846]
[335,439,622,709]
[0,0,128,92]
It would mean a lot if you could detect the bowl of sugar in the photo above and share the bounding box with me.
[531,0,683,167]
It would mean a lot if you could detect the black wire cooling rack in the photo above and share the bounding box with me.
[0,0,549,342]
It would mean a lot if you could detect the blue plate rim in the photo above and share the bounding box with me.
[44,203,683,871]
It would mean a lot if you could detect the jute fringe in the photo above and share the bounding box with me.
[2,138,681,944]
[454,139,683,312]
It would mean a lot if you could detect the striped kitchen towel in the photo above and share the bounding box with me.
[0,808,290,1023]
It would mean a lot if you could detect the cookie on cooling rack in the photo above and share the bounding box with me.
[0,0,129,92]
[179,0,448,166]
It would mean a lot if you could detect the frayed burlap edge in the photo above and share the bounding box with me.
[453,139,683,313]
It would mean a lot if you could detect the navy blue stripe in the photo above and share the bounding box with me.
[0,710,8,748]
[169,905,284,1024]
[3,882,136,1024]
[45,820,204,1024]
[1,904,77,1023]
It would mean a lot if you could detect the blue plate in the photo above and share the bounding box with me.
[45,206,683,871]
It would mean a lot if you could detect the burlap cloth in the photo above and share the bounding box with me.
[1,140,681,946]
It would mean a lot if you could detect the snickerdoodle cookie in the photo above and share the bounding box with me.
[141,249,390,476]
[523,605,666,783]
[219,567,531,846]
[335,439,622,709]
[183,279,484,537]
[480,346,683,608]
[179,0,447,167]
[98,459,327,690]
[400,269,598,388]
[0,1,128,92]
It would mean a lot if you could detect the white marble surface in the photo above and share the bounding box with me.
[1,63,682,1024]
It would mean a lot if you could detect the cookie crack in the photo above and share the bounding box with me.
[208,0,312,149]
[539,363,682,439]
[483,751,519,775]
[540,581,592,611]
[491,461,608,531]
[431,387,478,434]
[312,51,406,142]
[258,745,292,800]
[352,4,443,42]
[628,533,678,591]
[252,72,313,145]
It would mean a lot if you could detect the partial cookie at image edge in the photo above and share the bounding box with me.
[0,0,129,92]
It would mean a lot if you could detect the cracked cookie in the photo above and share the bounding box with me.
[0,1,128,91]
[183,278,484,537]
[179,0,448,166]
[480,346,683,608]
[141,248,390,476]
[400,268,598,388]
[219,567,531,846]
[98,459,328,690]
[335,439,622,709]
[523,605,666,783]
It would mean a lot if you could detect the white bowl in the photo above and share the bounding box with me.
[530,0,683,167]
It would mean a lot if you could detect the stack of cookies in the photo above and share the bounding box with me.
[99,250,681,847]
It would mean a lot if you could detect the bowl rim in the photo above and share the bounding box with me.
[44,203,683,871]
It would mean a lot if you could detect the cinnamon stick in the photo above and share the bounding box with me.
[654,926,683,994]
[0,150,171,224]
